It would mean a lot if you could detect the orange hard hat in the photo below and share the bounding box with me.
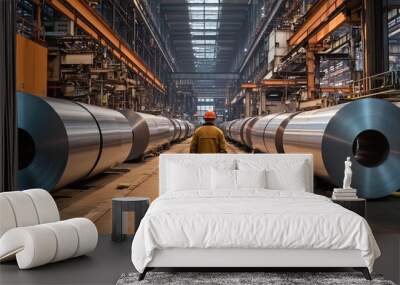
[204,111,217,119]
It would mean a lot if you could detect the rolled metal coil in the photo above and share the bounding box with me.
[283,99,400,199]
[182,121,193,139]
[17,93,132,191]
[264,112,300,153]
[186,122,195,137]
[226,119,239,141]
[176,119,189,140]
[229,119,244,143]
[76,102,132,176]
[249,113,281,152]
[120,111,175,160]
[169,119,181,142]
[242,117,260,148]
[230,118,253,145]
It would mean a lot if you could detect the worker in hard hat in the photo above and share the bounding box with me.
[190,111,227,153]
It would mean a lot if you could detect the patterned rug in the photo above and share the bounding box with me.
[116,271,396,285]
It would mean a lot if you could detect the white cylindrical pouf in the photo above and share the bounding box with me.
[0,196,17,237]
[24,189,60,223]
[0,226,57,269]
[42,221,79,262]
[65,218,98,257]
[1,192,39,227]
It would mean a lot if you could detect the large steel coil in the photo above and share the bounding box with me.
[17,93,132,191]
[249,113,281,152]
[76,102,132,176]
[283,99,400,199]
[121,111,175,160]
[226,119,239,140]
[242,117,260,148]
[169,119,181,142]
[175,119,188,140]
[264,112,300,153]
[187,122,195,137]
[229,118,249,144]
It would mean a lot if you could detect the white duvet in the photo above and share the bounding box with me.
[131,190,380,272]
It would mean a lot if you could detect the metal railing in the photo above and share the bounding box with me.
[352,70,400,98]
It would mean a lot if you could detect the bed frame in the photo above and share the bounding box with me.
[138,154,372,281]
[139,248,370,280]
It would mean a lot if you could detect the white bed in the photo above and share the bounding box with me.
[131,154,380,280]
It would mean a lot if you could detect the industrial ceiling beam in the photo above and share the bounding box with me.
[288,0,346,47]
[47,0,165,92]
[172,73,240,80]
[308,12,347,45]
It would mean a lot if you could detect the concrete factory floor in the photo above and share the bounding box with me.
[1,139,400,285]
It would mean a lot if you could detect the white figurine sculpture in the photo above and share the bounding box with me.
[343,157,352,189]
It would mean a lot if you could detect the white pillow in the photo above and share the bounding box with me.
[236,169,267,189]
[166,159,237,193]
[168,163,210,191]
[211,168,237,190]
[266,162,307,191]
[237,158,308,191]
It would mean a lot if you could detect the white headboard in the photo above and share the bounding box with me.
[159,154,314,195]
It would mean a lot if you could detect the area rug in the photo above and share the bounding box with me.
[116,271,396,285]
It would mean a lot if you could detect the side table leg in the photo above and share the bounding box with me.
[112,202,123,241]
[134,202,149,234]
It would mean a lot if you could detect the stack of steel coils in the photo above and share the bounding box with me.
[17,93,132,191]
[17,93,194,191]
[224,98,400,198]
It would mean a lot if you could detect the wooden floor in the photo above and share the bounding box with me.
[55,139,245,234]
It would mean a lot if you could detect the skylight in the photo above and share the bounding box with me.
[186,0,222,71]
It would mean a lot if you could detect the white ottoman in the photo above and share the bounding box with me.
[0,189,98,269]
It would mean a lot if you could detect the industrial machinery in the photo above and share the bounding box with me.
[225,99,400,199]
[17,93,194,192]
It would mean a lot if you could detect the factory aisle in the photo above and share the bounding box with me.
[55,139,245,234]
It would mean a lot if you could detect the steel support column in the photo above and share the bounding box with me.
[362,0,389,81]
[245,91,251,117]
[306,49,316,99]
[259,91,266,115]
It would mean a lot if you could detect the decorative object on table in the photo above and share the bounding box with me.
[332,188,358,200]
[0,189,98,269]
[112,197,150,242]
[116,271,394,285]
[332,157,358,200]
[332,198,366,217]
[343,156,352,189]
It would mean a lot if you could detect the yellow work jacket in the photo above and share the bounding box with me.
[190,123,227,153]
